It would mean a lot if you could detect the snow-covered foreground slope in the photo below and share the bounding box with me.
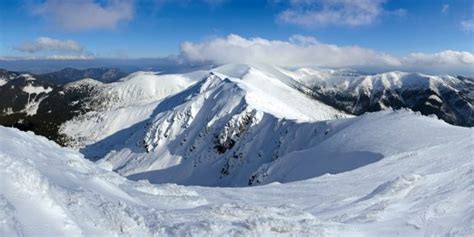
[1,110,473,236]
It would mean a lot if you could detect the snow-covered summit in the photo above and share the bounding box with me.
[65,78,104,89]
[60,65,347,185]
[211,64,347,121]
[87,70,206,109]
[60,64,347,150]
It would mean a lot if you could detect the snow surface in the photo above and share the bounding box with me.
[22,95,49,116]
[0,78,7,87]
[65,78,104,88]
[19,74,36,81]
[1,109,473,236]
[20,83,53,116]
[95,71,206,108]
[22,84,53,94]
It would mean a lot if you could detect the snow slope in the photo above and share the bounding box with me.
[1,109,473,236]
[60,71,206,147]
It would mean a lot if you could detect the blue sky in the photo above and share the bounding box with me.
[0,0,473,75]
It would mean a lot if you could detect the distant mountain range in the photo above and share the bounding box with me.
[0,65,472,147]
[39,67,127,84]
[0,58,213,74]
[287,68,474,127]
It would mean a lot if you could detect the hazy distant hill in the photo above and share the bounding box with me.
[38,67,127,85]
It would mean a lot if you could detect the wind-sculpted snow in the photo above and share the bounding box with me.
[1,109,473,236]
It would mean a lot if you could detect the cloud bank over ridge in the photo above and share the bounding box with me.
[180,34,474,75]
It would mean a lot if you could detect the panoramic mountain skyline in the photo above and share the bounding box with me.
[1,2,474,236]
[1,0,473,75]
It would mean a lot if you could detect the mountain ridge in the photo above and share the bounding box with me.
[55,64,472,187]
[0,64,472,149]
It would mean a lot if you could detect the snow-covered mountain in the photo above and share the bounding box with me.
[0,68,129,143]
[56,64,472,187]
[0,69,204,144]
[1,64,472,147]
[0,71,94,142]
[282,68,474,126]
[62,64,349,186]
[1,109,472,236]
[1,63,473,236]
[58,69,207,146]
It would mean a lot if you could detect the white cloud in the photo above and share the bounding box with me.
[180,34,400,68]
[461,19,474,32]
[288,34,319,45]
[32,0,134,31]
[180,34,474,75]
[402,50,474,74]
[0,55,95,61]
[276,0,404,27]
[43,55,95,60]
[16,37,83,53]
[441,4,449,14]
